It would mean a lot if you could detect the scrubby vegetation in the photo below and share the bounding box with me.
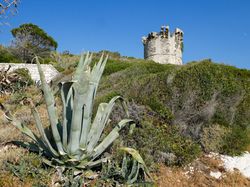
[0,45,21,63]
[95,58,250,157]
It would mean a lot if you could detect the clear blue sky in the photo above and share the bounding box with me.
[1,0,250,69]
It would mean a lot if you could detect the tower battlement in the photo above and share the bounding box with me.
[142,25,184,65]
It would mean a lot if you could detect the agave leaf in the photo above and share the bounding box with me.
[13,119,39,143]
[120,147,146,167]
[72,52,92,82]
[68,56,91,155]
[86,96,127,153]
[10,118,51,155]
[43,158,66,170]
[59,82,75,150]
[127,159,140,183]
[77,156,111,169]
[86,103,108,153]
[88,54,108,101]
[42,158,56,168]
[90,54,108,98]
[51,157,65,165]
[121,155,127,178]
[92,119,134,160]
[79,54,108,149]
[92,130,119,160]
[72,52,87,81]
[67,93,85,155]
[1,104,49,154]
[119,147,152,180]
[36,57,65,155]
[31,103,59,157]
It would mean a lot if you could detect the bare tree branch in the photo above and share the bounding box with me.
[0,0,18,15]
[0,0,19,27]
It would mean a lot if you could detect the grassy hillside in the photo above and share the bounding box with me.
[1,52,250,185]
[51,54,250,166]
[94,58,250,163]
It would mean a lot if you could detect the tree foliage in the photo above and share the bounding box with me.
[10,23,58,63]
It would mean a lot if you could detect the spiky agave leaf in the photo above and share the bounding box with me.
[35,56,66,155]
[30,100,59,157]
[127,159,140,184]
[68,53,92,155]
[91,119,134,160]
[86,96,128,154]
[72,52,92,81]
[86,102,108,154]
[79,54,108,149]
[76,119,134,168]
[59,82,75,150]
[119,147,153,182]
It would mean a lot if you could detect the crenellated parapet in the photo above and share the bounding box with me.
[142,25,184,65]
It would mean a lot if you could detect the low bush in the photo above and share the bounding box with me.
[0,46,21,63]
[125,121,201,167]
[103,59,132,76]
[200,124,230,153]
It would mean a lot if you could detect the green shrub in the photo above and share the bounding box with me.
[125,121,201,167]
[103,59,132,76]
[145,96,173,121]
[0,46,21,63]
[200,124,230,152]
[222,126,250,155]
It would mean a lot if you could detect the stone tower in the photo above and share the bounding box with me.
[142,25,184,65]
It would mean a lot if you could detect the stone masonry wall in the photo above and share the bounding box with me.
[0,63,59,83]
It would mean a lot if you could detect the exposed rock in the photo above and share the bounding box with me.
[210,171,222,179]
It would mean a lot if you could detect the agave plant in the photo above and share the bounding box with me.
[100,147,153,185]
[3,53,135,169]
[120,147,152,184]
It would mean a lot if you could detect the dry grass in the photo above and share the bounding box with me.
[0,124,23,144]
[154,154,250,187]
[0,105,36,144]
[154,165,190,187]
[0,110,25,144]
[0,145,53,187]
[0,172,31,187]
[0,95,11,104]
[0,145,26,168]
[0,92,53,145]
